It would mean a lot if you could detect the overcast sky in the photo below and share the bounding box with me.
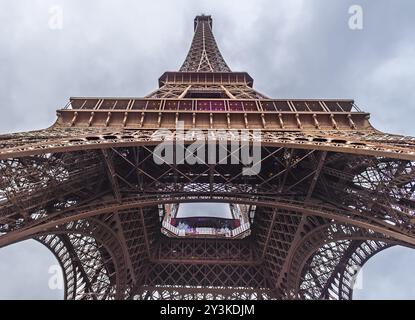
[0,0,414,300]
[177,203,233,219]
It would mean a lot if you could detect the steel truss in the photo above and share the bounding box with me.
[0,15,414,300]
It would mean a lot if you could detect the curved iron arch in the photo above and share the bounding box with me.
[25,217,129,300]
[285,222,413,299]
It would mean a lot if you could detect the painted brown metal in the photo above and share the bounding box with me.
[0,15,414,300]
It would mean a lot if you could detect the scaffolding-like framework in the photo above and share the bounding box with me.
[0,15,414,300]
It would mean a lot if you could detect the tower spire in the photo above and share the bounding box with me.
[180,15,231,72]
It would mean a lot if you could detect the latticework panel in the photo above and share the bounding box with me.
[180,15,231,72]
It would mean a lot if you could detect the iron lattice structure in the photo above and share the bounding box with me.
[1,15,415,300]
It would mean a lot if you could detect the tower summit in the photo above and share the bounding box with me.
[181,15,231,72]
[0,15,414,300]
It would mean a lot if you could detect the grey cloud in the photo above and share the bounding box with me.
[354,247,415,300]
[0,240,63,300]
[177,203,232,219]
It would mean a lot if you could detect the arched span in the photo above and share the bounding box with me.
[1,130,414,161]
[2,192,415,248]
[299,240,394,300]
[16,218,129,300]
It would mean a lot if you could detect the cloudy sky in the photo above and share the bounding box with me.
[0,0,414,299]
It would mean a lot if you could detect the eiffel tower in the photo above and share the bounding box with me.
[1,15,415,300]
